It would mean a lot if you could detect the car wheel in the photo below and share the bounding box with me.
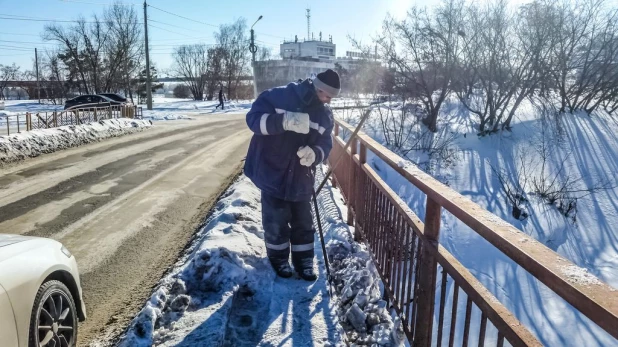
[29,280,78,347]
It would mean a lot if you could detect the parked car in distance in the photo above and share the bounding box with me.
[0,234,86,347]
[98,93,130,104]
[64,94,123,110]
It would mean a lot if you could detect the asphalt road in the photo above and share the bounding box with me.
[0,115,251,346]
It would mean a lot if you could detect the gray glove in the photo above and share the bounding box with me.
[277,108,310,134]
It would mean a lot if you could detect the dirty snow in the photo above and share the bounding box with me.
[118,168,408,346]
[0,118,152,167]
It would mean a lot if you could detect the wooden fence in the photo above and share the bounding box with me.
[330,119,618,346]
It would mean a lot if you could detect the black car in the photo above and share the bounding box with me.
[98,93,129,103]
[64,94,123,110]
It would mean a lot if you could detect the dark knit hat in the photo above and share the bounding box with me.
[313,69,341,98]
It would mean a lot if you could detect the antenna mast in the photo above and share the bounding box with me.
[306,8,311,41]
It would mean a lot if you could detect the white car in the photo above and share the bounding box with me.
[0,235,86,347]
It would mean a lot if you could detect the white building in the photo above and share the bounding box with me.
[280,40,336,60]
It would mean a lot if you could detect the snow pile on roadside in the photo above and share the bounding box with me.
[0,118,152,166]
[314,167,406,346]
[118,176,343,347]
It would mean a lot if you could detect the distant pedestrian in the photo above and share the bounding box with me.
[215,87,225,110]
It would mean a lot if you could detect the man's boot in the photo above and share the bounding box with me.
[270,258,294,278]
[294,258,317,281]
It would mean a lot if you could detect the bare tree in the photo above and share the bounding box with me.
[543,0,618,114]
[378,0,465,132]
[215,18,250,100]
[0,64,20,100]
[42,2,142,96]
[102,2,143,96]
[205,46,225,100]
[172,44,209,100]
[455,0,555,134]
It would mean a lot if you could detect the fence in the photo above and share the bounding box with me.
[330,119,618,346]
[2,104,143,136]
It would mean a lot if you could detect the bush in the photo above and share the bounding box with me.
[173,85,191,98]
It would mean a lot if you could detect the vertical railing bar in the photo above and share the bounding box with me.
[406,228,418,334]
[390,204,399,295]
[448,284,460,347]
[385,201,392,288]
[410,239,423,339]
[394,213,405,307]
[400,224,411,326]
[478,313,487,347]
[437,269,448,346]
[496,333,504,347]
[462,297,473,347]
[377,192,386,272]
[370,184,378,252]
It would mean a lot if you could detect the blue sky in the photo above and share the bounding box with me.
[0,0,424,73]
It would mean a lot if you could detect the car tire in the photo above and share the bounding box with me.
[29,280,78,347]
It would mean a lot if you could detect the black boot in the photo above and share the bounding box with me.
[294,258,317,281]
[270,259,294,278]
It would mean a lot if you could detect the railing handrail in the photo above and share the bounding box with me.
[334,118,618,340]
[356,157,542,345]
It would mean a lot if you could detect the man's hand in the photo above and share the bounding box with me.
[297,146,316,167]
[277,108,310,134]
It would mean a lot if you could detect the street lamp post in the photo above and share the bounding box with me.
[250,15,263,99]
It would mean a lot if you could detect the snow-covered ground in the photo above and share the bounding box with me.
[118,169,406,347]
[0,97,253,123]
[141,97,253,121]
[334,98,618,346]
[0,118,152,166]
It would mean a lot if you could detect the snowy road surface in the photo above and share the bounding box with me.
[0,115,251,346]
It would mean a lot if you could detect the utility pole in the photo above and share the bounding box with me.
[143,0,153,110]
[35,48,41,104]
[249,15,262,99]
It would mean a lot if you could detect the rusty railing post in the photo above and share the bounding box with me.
[6,116,9,136]
[414,197,442,346]
[331,123,340,190]
[53,111,58,128]
[355,142,367,241]
[94,107,98,121]
[347,137,358,225]
[26,112,30,131]
[17,114,20,133]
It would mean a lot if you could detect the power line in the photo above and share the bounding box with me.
[0,39,54,45]
[0,14,142,24]
[147,4,285,40]
[147,4,218,28]
[148,24,202,39]
[0,32,42,37]
[0,44,34,51]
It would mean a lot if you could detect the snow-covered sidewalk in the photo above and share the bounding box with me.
[0,118,152,167]
[118,169,404,346]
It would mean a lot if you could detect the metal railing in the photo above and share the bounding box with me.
[330,119,618,346]
[1,104,142,136]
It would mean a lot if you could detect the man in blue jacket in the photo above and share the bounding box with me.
[244,69,340,281]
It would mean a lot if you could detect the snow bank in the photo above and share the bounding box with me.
[118,176,344,347]
[119,168,408,346]
[0,118,152,167]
